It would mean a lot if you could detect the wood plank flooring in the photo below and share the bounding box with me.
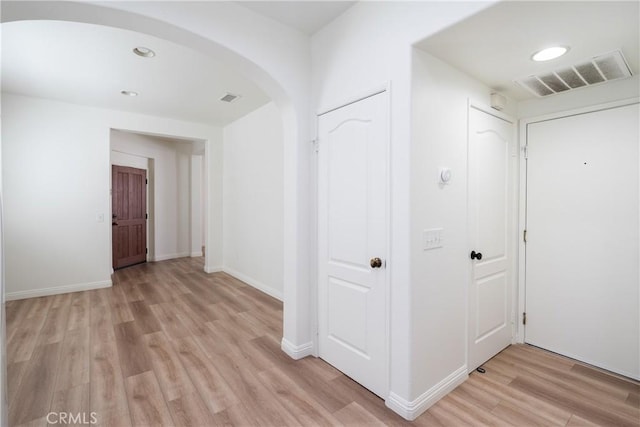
[6,258,639,426]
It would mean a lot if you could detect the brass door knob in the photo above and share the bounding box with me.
[370,257,383,268]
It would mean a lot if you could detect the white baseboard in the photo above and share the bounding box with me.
[6,279,112,301]
[204,265,223,274]
[386,365,468,421]
[152,252,190,262]
[190,251,203,258]
[221,267,283,301]
[281,338,314,360]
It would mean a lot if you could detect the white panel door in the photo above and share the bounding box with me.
[526,103,639,380]
[317,91,388,398]
[468,105,515,371]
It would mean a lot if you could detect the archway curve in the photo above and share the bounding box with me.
[1,1,292,110]
[1,0,312,356]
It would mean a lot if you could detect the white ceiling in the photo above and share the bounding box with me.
[415,1,639,101]
[1,1,355,125]
[1,20,271,125]
[6,1,634,123]
[238,1,356,35]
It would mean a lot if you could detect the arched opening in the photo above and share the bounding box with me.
[1,0,311,360]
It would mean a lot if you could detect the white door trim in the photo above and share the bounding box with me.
[516,96,640,343]
[312,84,392,399]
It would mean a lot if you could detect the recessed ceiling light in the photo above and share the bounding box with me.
[133,47,155,58]
[532,46,569,62]
[121,90,138,97]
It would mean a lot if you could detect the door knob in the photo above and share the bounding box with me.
[470,251,483,260]
[370,257,383,268]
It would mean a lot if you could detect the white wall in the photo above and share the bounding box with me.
[222,102,284,300]
[2,93,221,299]
[0,100,7,426]
[311,1,496,418]
[111,131,203,262]
[411,47,516,397]
[111,150,148,170]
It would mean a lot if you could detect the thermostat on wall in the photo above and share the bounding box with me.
[439,168,452,184]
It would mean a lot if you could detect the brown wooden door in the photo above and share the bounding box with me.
[112,165,147,269]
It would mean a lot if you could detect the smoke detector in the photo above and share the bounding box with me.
[219,93,241,103]
[515,50,633,97]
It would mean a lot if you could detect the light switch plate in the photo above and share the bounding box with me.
[423,228,443,250]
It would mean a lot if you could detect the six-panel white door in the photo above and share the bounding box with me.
[468,104,515,371]
[317,91,388,398]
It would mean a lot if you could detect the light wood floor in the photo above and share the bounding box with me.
[6,258,639,426]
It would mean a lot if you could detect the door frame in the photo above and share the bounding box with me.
[312,84,392,397]
[109,132,209,273]
[466,100,518,368]
[516,97,640,343]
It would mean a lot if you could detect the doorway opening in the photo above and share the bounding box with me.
[110,129,206,271]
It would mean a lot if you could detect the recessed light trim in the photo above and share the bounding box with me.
[133,47,155,58]
[532,46,569,62]
[121,90,138,97]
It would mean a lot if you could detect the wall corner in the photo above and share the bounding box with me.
[281,337,314,360]
[385,365,468,421]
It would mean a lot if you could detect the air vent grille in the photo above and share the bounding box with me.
[595,56,626,80]
[220,93,240,103]
[575,62,605,84]
[516,50,632,97]
[556,68,587,89]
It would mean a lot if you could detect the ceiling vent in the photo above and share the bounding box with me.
[515,50,633,97]
[219,93,240,103]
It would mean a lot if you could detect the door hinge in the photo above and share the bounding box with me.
[523,312,527,325]
[523,229,527,243]
[146,248,148,254]
[145,213,148,220]
[145,178,148,185]
[523,145,529,159]
[312,139,319,153]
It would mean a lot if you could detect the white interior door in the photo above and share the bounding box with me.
[317,91,388,398]
[525,102,639,380]
[468,104,515,371]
